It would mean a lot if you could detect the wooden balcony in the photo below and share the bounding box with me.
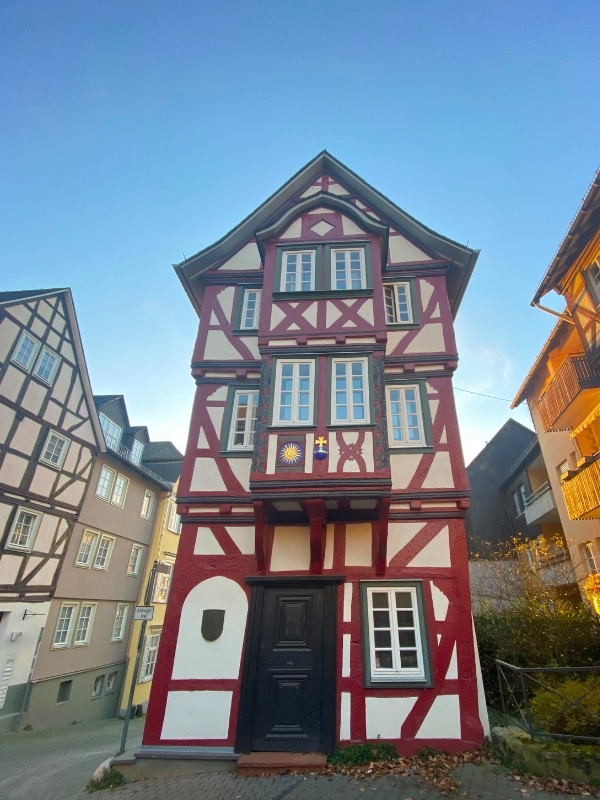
[537,355,600,431]
[561,455,600,520]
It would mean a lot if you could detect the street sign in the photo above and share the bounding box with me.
[134,606,154,621]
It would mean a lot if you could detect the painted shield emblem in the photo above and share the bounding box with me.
[201,609,225,642]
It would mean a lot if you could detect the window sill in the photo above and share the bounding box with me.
[272,289,373,301]
[364,678,432,689]
[388,445,433,454]
[386,322,420,330]
[232,328,258,336]
[219,449,254,458]
[328,422,374,430]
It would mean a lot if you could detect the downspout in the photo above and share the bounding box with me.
[531,301,575,324]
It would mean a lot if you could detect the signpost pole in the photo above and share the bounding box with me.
[119,561,157,755]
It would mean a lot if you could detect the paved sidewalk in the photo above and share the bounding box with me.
[81,763,592,800]
[0,716,143,800]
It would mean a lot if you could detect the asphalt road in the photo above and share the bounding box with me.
[0,716,143,800]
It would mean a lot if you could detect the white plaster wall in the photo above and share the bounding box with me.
[343,582,353,622]
[21,382,45,416]
[0,453,28,487]
[227,458,251,491]
[270,526,310,571]
[387,522,427,564]
[172,577,248,680]
[390,453,421,490]
[0,601,50,688]
[407,526,451,567]
[404,323,445,354]
[226,526,255,554]
[365,696,416,739]
[341,215,365,235]
[431,583,449,622]
[340,691,351,740]
[415,694,461,739]
[345,523,372,566]
[1,365,26,403]
[421,452,453,489]
[10,417,41,453]
[161,691,232,739]
[280,219,302,238]
[205,330,244,360]
[219,242,261,271]
[194,527,225,555]
[388,235,430,263]
[0,317,19,361]
[0,407,15,445]
[190,458,227,492]
[342,633,351,677]
[29,465,57,498]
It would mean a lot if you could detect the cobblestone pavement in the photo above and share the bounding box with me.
[0,716,143,800]
[0,719,592,800]
[83,763,589,800]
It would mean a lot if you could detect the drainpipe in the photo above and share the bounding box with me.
[531,301,575,324]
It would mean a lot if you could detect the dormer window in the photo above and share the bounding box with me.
[240,289,262,329]
[99,413,122,449]
[131,439,144,465]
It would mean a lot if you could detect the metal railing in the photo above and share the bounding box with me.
[496,659,600,742]
[103,435,172,488]
[537,355,600,431]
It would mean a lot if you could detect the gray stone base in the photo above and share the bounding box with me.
[491,725,600,784]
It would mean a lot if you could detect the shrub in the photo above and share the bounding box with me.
[328,741,398,766]
[529,675,600,738]
[86,768,126,793]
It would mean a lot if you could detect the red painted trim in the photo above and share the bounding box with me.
[253,500,266,574]
[375,497,390,575]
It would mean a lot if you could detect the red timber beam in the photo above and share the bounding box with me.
[304,499,327,575]
[374,497,391,576]
[253,500,269,574]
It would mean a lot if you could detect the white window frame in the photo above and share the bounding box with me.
[93,534,115,571]
[362,582,431,686]
[96,465,115,500]
[40,430,70,469]
[6,507,42,552]
[127,544,144,576]
[141,490,155,520]
[92,675,105,698]
[281,250,316,292]
[99,413,123,449]
[167,501,181,534]
[582,541,598,574]
[331,247,366,290]
[228,389,259,450]
[273,360,315,426]
[106,671,117,693]
[53,603,78,648]
[153,563,173,603]
[585,258,600,305]
[331,357,370,425]
[75,530,99,568]
[33,345,61,385]
[240,288,262,329]
[384,283,414,324]
[74,603,96,646]
[130,439,144,465]
[11,331,41,371]
[512,484,527,516]
[112,603,129,642]
[386,385,427,447]
[110,474,128,507]
[139,630,161,682]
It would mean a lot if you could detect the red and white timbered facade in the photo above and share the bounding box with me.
[144,153,487,756]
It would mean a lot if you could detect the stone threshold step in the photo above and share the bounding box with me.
[237,752,328,776]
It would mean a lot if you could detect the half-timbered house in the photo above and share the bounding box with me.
[0,289,102,730]
[143,152,488,759]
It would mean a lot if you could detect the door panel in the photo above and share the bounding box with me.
[237,580,338,754]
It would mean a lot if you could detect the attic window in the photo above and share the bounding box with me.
[99,413,123,449]
[585,259,600,305]
[131,440,144,465]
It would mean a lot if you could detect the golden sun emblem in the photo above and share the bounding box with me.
[279,442,303,465]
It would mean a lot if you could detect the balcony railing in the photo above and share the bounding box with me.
[561,454,600,520]
[537,355,600,431]
[103,435,171,488]
[523,481,557,526]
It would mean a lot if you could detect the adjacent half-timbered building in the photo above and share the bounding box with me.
[143,153,488,757]
[0,289,102,729]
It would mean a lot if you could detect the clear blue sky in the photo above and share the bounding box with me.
[2,1,599,462]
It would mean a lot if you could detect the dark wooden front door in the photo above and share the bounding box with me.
[237,578,341,754]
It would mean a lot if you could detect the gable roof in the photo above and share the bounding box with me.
[175,151,479,317]
[467,418,536,470]
[1,288,105,449]
[532,168,600,304]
